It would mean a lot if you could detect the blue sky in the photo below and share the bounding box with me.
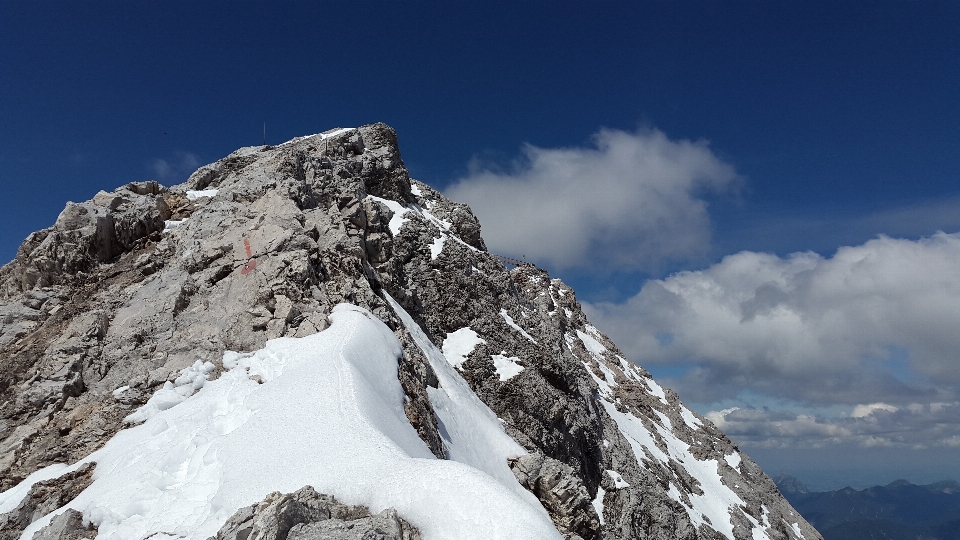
[2,1,959,490]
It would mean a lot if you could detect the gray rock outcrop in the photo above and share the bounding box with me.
[0,123,820,540]
[0,464,94,540]
[510,452,600,540]
[27,510,96,540]
[211,486,421,540]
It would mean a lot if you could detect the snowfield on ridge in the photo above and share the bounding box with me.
[8,304,560,540]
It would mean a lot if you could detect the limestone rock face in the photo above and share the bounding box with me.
[0,123,819,540]
[510,452,601,540]
[211,486,421,540]
[0,464,94,540]
[25,510,95,540]
[1,181,170,295]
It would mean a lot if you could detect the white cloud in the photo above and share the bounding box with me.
[940,436,960,448]
[152,151,200,184]
[585,232,960,405]
[851,403,898,418]
[444,128,738,272]
[707,402,960,450]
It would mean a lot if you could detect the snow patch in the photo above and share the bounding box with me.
[367,196,411,236]
[441,328,486,369]
[124,360,216,423]
[321,127,356,139]
[383,293,560,535]
[419,207,452,232]
[724,452,741,470]
[185,189,219,200]
[666,482,684,505]
[595,361,619,388]
[644,377,670,405]
[653,409,672,429]
[601,401,748,540]
[430,235,446,259]
[492,355,524,381]
[583,362,614,399]
[600,400,668,463]
[111,386,130,397]
[681,405,703,429]
[592,487,605,525]
[276,127,356,147]
[163,219,186,232]
[618,357,641,382]
[500,309,537,344]
[606,470,630,489]
[0,463,75,514]
[11,304,561,540]
[366,197,476,255]
[576,330,606,356]
[447,233,479,253]
[744,503,772,540]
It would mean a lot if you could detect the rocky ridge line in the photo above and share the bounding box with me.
[0,123,820,540]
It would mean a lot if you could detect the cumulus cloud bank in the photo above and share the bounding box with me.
[444,128,738,272]
[585,232,960,406]
[708,401,960,450]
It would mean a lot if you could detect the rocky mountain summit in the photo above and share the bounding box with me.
[0,124,820,540]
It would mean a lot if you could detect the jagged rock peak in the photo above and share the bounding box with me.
[0,124,819,540]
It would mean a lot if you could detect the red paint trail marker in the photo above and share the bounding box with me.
[241,238,257,275]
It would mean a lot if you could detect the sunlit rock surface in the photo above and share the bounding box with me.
[0,124,819,540]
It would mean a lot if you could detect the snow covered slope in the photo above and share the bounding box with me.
[7,304,559,540]
[0,124,820,540]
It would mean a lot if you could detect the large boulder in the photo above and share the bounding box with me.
[211,486,421,540]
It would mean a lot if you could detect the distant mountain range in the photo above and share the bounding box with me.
[775,474,960,540]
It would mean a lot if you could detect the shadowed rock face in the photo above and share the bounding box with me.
[0,123,820,540]
[24,509,96,540]
[0,464,95,540]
